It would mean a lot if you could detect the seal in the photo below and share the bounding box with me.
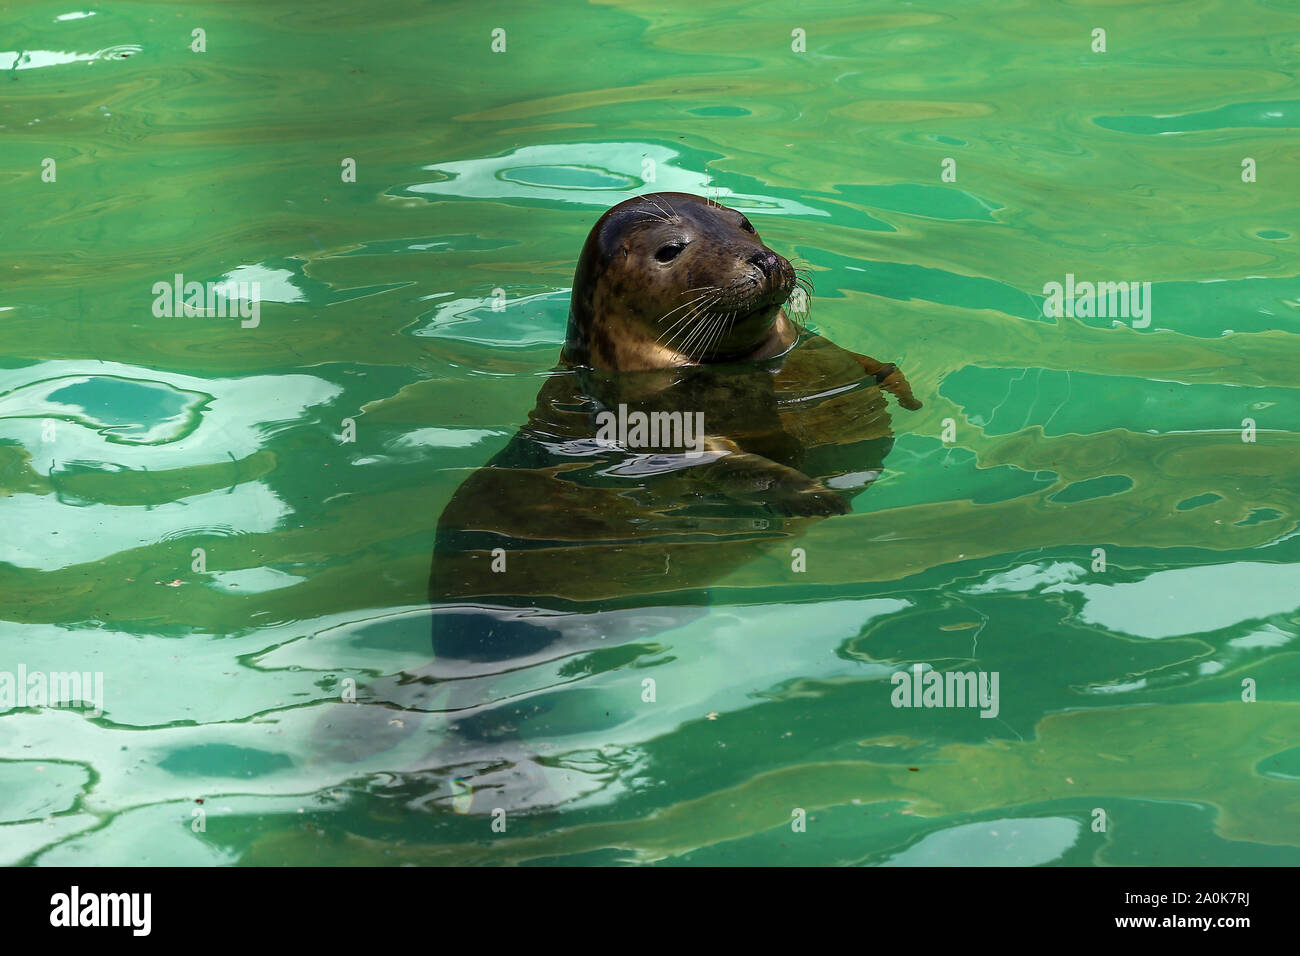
[310,192,925,812]
[429,190,922,641]
[562,191,923,409]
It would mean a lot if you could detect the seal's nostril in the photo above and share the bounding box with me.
[747,250,776,276]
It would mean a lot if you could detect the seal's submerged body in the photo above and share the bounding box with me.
[363,193,922,808]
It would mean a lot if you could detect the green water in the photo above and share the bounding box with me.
[2,0,1298,866]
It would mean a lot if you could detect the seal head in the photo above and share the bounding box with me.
[563,192,799,371]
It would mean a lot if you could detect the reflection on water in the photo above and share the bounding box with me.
[1,0,1298,866]
[400,141,828,217]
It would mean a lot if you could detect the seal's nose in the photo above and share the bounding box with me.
[747,250,778,277]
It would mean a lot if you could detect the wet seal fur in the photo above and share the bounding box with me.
[321,193,924,812]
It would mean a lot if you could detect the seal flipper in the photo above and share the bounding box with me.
[843,350,923,411]
[678,436,849,517]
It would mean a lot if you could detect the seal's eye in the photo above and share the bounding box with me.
[739,217,756,234]
[654,241,686,263]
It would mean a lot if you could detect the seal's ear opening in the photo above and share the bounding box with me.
[595,208,648,261]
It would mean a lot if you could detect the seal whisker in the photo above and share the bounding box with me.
[786,286,811,332]
[717,310,739,355]
[644,195,676,223]
[661,312,714,354]
[660,294,720,349]
[660,290,719,329]
[664,297,716,348]
[690,305,728,356]
[704,310,733,358]
[669,298,720,355]
[717,309,740,354]
[663,311,707,356]
[657,290,718,326]
[692,311,721,357]
[694,319,719,358]
[661,308,708,349]
[662,290,717,314]
[679,314,715,357]
[637,207,672,227]
[637,196,671,218]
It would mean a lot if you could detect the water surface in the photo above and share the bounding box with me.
[2,0,1298,866]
